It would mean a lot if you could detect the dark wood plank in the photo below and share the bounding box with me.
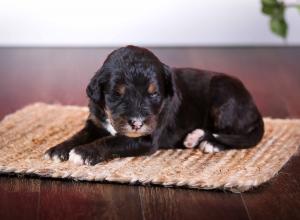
[276,50,300,117]
[0,177,40,220]
[38,180,143,220]
[241,152,300,220]
[139,187,249,220]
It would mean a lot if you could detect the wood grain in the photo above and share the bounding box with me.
[0,178,40,220]
[139,187,249,220]
[39,181,143,220]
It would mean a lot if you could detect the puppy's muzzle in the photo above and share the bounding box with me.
[128,118,144,131]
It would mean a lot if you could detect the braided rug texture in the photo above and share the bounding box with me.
[0,103,300,192]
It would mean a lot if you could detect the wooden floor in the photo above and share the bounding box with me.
[0,47,299,220]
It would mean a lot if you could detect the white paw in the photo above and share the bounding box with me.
[199,141,221,153]
[44,153,50,160]
[44,153,62,163]
[69,149,84,165]
[52,155,63,163]
[184,129,205,148]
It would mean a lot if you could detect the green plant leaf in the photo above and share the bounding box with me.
[261,1,284,17]
[261,0,290,38]
[262,0,277,5]
[270,17,287,38]
[262,4,275,15]
[273,5,284,18]
[298,5,300,13]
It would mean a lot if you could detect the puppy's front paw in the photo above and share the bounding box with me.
[199,141,223,153]
[184,129,205,148]
[69,146,105,166]
[44,144,73,162]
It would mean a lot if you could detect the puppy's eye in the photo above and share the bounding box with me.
[148,83,158,98]
[115,84,126,96]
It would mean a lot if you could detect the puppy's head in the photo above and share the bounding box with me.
[87,45,174,137]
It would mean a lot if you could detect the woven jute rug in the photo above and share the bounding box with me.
[0,103,300,192]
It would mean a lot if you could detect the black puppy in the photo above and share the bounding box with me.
[45,45,264,165]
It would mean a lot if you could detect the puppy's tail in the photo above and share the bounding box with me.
[212,119,264,149]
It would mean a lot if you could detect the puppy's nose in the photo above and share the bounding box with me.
[128,118,144,130]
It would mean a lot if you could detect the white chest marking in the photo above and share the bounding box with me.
[104,119,117,136]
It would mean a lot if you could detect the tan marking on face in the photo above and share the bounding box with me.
[116,84,126,95]
[147,83,157,94]
[125,132,145,138]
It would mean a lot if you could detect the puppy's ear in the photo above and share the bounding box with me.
[162,64,174,97]
[86,68,107,104]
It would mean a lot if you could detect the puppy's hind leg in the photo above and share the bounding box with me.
[207,74,264,150]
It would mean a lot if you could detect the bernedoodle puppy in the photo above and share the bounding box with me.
[45,45,264,165]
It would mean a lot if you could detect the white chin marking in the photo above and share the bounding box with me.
[105,119,117,136]
[199,141,220,153]
[69,149,84,165]
[183,129,205,148]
